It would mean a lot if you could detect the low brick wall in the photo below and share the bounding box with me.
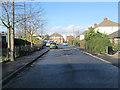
[80,40,86,49]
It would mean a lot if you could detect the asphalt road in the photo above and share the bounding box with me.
[3,45,119,88]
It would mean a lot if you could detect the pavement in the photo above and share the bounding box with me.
[1,46,49,86]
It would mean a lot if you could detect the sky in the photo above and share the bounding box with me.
[0,2,118,36]
[41,2,118,35]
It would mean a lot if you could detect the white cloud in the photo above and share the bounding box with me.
[46,26,62,35]
[64,25,83,33]
[46,25,86,35]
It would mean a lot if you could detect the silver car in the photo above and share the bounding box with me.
[46,42,51,47]
[63,41,68,46]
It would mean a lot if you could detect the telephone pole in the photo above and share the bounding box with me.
[6,3,11,59]
[73,26,75,38]
[24,2,27,46]
[41,24,43,39]
[10,0,15,61]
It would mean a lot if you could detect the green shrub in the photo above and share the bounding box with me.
[85,27,111,54]
[68,39,80,47]
[68,39,73,45]
[112,44,120,51]
[21,36,42,45]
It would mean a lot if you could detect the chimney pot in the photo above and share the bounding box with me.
[104,18,108,21]
[94,24,97,27]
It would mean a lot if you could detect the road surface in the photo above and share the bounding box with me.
[4,45,118,88]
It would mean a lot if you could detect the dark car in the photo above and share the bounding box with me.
[42,40,47,46]
[50,43,58,49]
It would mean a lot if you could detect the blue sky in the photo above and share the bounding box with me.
[41,2,118,35]
[43,2,118,26]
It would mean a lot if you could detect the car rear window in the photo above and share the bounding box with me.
[50,43,56,45]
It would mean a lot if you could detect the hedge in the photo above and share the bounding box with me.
[68,39,80,47]
[84,27,111,54]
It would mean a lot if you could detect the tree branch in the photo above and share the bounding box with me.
[0,17,9,28]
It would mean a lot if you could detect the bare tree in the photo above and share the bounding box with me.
[18,2,46,47]
[0,1,33,61]
[0,2,12,60]
[26,17,43,47]
[0,1,46,61]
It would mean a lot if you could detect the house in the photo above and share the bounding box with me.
[0,31,8,43]
[77,30,89,49]
[76,35,80,40]
[66,35,74,41]
[32,34,42,40]
[49,32,64,43]
[79,30,89,41]
[108,30,120,44]
[62,35,67,41]
[94,18,119,35]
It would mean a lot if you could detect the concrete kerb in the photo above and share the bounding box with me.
[1,49,49,86]
[75,47,112,64]
[66,46,112,64]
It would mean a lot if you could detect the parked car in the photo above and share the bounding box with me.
[42,40,47,46]
[46,42,51,47]
[50,43,58,49]
[49,40,54,43]
[63,41,68,46]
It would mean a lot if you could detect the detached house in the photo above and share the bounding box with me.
[49,32,64,43]
[94,18,119,35]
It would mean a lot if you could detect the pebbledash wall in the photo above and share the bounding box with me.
[80,34,85,40]
[94,18,119,35]
[94,27,119,35]
[79,27,119,41]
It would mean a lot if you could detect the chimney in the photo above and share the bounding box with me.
[104,18,108,21]
[94,24,97,27]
